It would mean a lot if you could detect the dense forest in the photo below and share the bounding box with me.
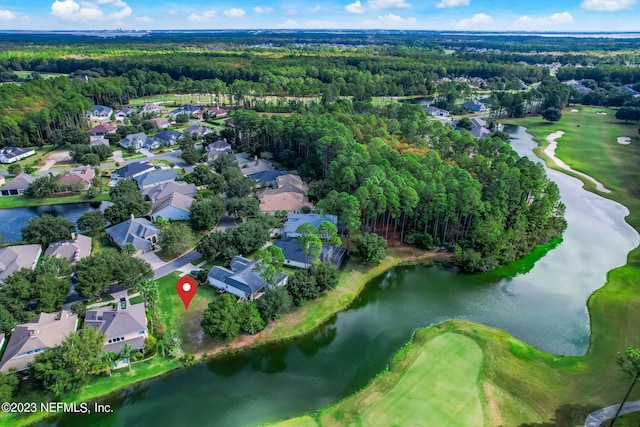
[228,103,566,271]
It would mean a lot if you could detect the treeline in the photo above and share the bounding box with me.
[229,102,567,271]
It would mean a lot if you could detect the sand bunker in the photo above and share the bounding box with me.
[596,112,607,115]
[570,109,579,112]
[544,131,611,193]
[617,137,632,145]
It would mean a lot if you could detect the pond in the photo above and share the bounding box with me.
[0,202,111,243]
[40,126,639,426]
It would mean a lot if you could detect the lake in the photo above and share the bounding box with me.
[0,202,111,243]
[40,126,639,426]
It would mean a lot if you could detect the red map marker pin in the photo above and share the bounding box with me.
[176,276,197,311]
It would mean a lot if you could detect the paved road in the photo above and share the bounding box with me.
[585,400,640,426]
[153,249,202,279]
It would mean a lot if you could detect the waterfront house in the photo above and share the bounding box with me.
[45,234,92,265]
[461,100,487,112]
[0,311,77,373]
[84,298,147,354]
[57,167,95,190]
[207,256,288,301]
[273,238,347,269]
[0,173,36,196]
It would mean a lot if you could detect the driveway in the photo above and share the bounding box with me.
[214,216,238,232]
[112,150,124,163]
[139,148,153,158]
[136,250,167,270]
[153,249,202,279]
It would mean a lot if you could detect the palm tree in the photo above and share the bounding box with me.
[120,344,134,372]
[610,347,640,426]
[101,352,116,377]
[122,243,137,256]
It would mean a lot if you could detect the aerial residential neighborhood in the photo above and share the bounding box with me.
[0,17,639,427]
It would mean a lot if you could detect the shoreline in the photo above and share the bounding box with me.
[4,247,454,427]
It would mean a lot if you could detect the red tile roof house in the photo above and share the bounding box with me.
[87,123,117,137]
[56,168,96,191]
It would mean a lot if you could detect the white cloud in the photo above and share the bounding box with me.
[51,0,132,21]
[302,19,341,28]
[580,0,636,11]
[514,11,574,28]
[284,8,298,15]
[0,9,17,20]
[135,16,154,25]
[188,10,216,23]
[277,19,299,27]
[308,5,322,13]
[436,0,470,8]
[224,8,245,18]
[452,12,493,28]
[253,6,275,13]
[346,1,366,14]
[363,13,417,27]
[367,0,411,9]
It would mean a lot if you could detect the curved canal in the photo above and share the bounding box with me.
[41,126,639,426]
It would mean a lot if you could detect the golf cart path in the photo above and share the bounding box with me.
[584,400,640,426]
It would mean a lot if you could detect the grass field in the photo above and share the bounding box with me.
[326,332,484,427]
[0,192,109,209]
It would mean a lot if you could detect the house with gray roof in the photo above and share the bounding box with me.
[153,130,184,147]
[0,311,77,373]
[84,298,147,354]
[461,100,487,112]
[423,106,450,117]
[86,105,113,121]
[273,238,347,270]
[205,139,232,153]
[115,108,136,120]
[142,181,197,203]
[236,153,273,177]
[106,218,159,253]
[134,169,179,190]
[0,173,36,196]
[207,256,288,301]
[283,214,338,238]
[184,125,212,138]
[151,192,194,221]
[247,170,287,188]
[45,234,92,265]
[0,244,42,283]
[120,132,156,151]
[110,161,155,183]
[0,147,36,164]
[260,174,308,197]
[168,105,200,119]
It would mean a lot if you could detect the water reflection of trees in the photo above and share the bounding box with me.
[296,319,338,357]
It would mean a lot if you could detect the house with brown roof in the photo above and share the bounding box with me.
[57,167,95,190]
[259,192,313,213]
[45,234,92,265]
[208,107,228,117]
[87,123,117,137]
[0,311,77,373]
[0,173,35,196]
[148,118,169,129]
[260,174,308,197]
[0,244,42,283]
[151,192,194,221]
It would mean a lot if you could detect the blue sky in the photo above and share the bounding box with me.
[0,0,637,31]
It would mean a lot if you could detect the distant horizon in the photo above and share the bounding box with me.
[0,1,639,32]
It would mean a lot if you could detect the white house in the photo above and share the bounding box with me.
[0,147,36,164]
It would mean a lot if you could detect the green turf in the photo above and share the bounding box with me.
[359,333,483,427]
[0,193,109,209]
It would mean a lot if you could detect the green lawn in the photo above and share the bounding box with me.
[156,272,218,353]
[0,193,109,209]
[325,332,485,427]
[90,231,116,254]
